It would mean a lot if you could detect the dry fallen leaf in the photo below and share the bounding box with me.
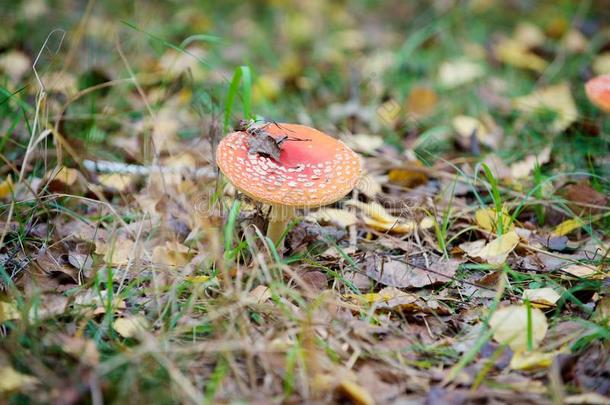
[113,315,150,338]
[342,134,384,154]
[438,59,485,88]
[513,82,578,133]
[356,174,382,199]
[488,305,548,351]
[494,38,547,72]
[152,241,192,267]
[510,349,564,370]
[475,207,513,233]
[365,254,460,288]
[387,163,428,188]
[98,173,137,192]
[0,366,38,393]
[510,146,551,179]
[592,52,610,76]
[346,200,416,234]
[0,175,14,198]
[0,301,20,322]
[452,115,494,147]
[523,287,561,307]
[553,218,583,236]
[46,166,79,187]
[460,230,519,265]
[405,86,438,118]
[250,285,272,303]
[307,208,358,228]
[338,378,375,405]
[96,238,136,266]
[562,264,602,279]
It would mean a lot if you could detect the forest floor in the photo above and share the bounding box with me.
[0,1,609,404]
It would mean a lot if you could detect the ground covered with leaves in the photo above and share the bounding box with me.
[1,1,609,404]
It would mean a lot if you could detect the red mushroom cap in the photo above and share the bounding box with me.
[216,123,361,207]
[585,74,610,114]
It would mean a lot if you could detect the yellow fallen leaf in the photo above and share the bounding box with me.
[47,166,79,186]
[250,285,272,304]
[377,99,401,127]
[346,200,416,234]
[152,241,192,267]
[96,238,136,266]
[405,86,438,118]
[252,74,281,103]
[494,38,547,72]
[461,231,519,265]
[186,275,210,284]
[488,305,548,351]
[438,59,485,88]
[343,134,384,154]
[510,146,551,179]
[339,378,374,405]
[308,208,357,228]
[388,164,428,188]
[419,216,435,230]
[0,366,38,393]
[565,392,610,405]
[356,174,382,199]
[513,82,578,133]
[0,175,14,198]
[593,52,610,75]
[523,287,561,307]
[475,207,513,233]
[452,115,489,140]
[553,218,583,236]
[510,349,563,370]
[513,22,546,48]
[562,264,598,278]
[0,301,20,322]
[113,315,149,338]
[348,287,420,312]
[98,173,136,192]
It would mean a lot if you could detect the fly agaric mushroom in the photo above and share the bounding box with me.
[585,74,610,114]
[216,123,361,245]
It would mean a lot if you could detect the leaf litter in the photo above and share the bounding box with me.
[0,2,609,404]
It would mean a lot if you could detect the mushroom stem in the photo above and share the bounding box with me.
[267,205,295,247]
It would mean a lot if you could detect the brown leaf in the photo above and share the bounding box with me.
[365,253,460,288]
[247,133,283,161]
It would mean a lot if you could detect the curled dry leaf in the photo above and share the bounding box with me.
[452,115,498,149]
[523,287,561,308]
[0,301,20,322]
[488,305,548,352]
[346,200,416,234]
[460,230,519,265]
[307,208,357,228]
